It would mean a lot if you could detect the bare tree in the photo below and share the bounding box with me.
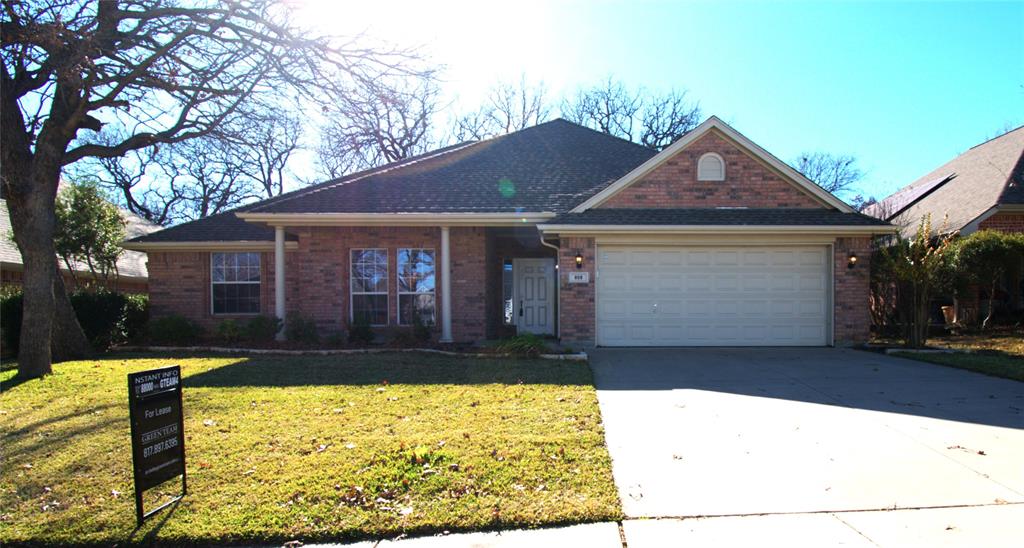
[161,134,256,220]
[316,74,440,178]
[1,0,426,378]
[452,76,551,141]
[562,78,642,140]
[228,103,303,198]
[793,152,864,196]
[639,90,702,149]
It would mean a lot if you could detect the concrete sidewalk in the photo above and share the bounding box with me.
[312,503,1024,547]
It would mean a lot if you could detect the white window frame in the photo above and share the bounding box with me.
[350,248,389,326]
[697,152,726,181]
[210,252,261,316]
[397,248,437,326]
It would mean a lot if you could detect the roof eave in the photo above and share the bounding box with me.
[538,224,896,235]
[121,240,301,252]
[235,211,558,227]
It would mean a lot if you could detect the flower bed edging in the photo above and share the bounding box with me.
[113,345,588,361]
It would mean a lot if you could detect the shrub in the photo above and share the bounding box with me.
[244,315,281,342]
[70,290,130,349]
[494,333,550,357]
[1,288,149,354]
[122,293,149,342]
[1,288,23,355]
[348,314,375,345]
[217,319,243,343]
[950,230,1024,329]
[285,313,319,344]
[411,312,433,343]
[148,315,203,346]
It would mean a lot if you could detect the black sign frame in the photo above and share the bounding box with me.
[128,365,187,526]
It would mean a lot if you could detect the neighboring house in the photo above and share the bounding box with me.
[125,116,893,347]
[864,125,1024,320]
[1,197,160,293]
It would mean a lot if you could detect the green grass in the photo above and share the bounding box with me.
[891,330,1024,382]
[0,353,620,545]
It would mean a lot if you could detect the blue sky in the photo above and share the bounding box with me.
[297,0,1023,201]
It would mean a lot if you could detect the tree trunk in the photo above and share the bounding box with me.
[982,279,997,330]
[52,268,91,362]
[8,194,58,379]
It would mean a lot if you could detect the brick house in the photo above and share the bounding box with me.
[1,196,158,293]
[126,117,893,347]
[864,125,1024,322]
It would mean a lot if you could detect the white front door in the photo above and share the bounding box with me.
[597,245,830,346]
[514,258,555,335]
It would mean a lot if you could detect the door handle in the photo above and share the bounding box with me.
[519,300,524,317]
[652,303,658,313]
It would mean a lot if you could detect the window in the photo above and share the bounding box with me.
[697,152,725,181]
[211,252,261,314]
[351,249,388,325]
[398,248,436,325]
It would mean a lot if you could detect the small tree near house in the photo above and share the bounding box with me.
[872,214,957,348]
[951,230,1024,329]
[54,183,127,289]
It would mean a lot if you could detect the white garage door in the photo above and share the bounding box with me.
[597,245,830,346]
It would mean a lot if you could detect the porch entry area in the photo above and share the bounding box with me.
[489,227,558,339]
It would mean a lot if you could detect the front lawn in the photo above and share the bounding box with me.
[0,353,619,545]
[890,329,1024,382]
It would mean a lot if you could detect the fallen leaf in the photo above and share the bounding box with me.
[316,444,329,453]
[345,442,356,449]
[203,419,216,427]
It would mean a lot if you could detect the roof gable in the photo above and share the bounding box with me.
[570,116,853,213]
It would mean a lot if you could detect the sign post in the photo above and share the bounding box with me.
[128,365,186,526]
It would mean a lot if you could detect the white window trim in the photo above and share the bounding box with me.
[350,248,389,327]
[396,247,437,326]
[210,252,261,316]
[697,152,726,181]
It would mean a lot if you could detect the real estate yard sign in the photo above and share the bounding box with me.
[128,366,186,525]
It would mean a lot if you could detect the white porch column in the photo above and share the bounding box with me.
[274,226,286,341]
[440,226,453,343]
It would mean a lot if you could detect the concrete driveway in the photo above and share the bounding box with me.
[591,348,1024,519]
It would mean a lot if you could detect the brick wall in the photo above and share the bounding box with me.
[147,226,488,343]
[450,227,487,341]
[834,237,872,345]
[148,250,278,331]
[979,213,1024,233]
[558,236,596,346]
[599,131,823,209]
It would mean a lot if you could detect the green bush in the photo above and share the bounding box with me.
[494,333,550,357]
[217,319,243,343]
[411,312,433,343]
[0,288,149,354]
[148,315,203,346]
[244,315,281,342]
[1,288,24,355]
[285,313,319,344]
[348,314,375,345]
[70,290,129,349]
[123,293,149,342]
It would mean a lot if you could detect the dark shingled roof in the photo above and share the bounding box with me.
[249,119,657,214]
[546,208,891,226]
[132,119,656,243]
[864,125,1024,236]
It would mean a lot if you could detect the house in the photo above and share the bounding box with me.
[1,196,160,293]
[125,116,894,347]
[864,125,1024,320]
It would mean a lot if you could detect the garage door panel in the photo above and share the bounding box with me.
[597,245,829,347]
